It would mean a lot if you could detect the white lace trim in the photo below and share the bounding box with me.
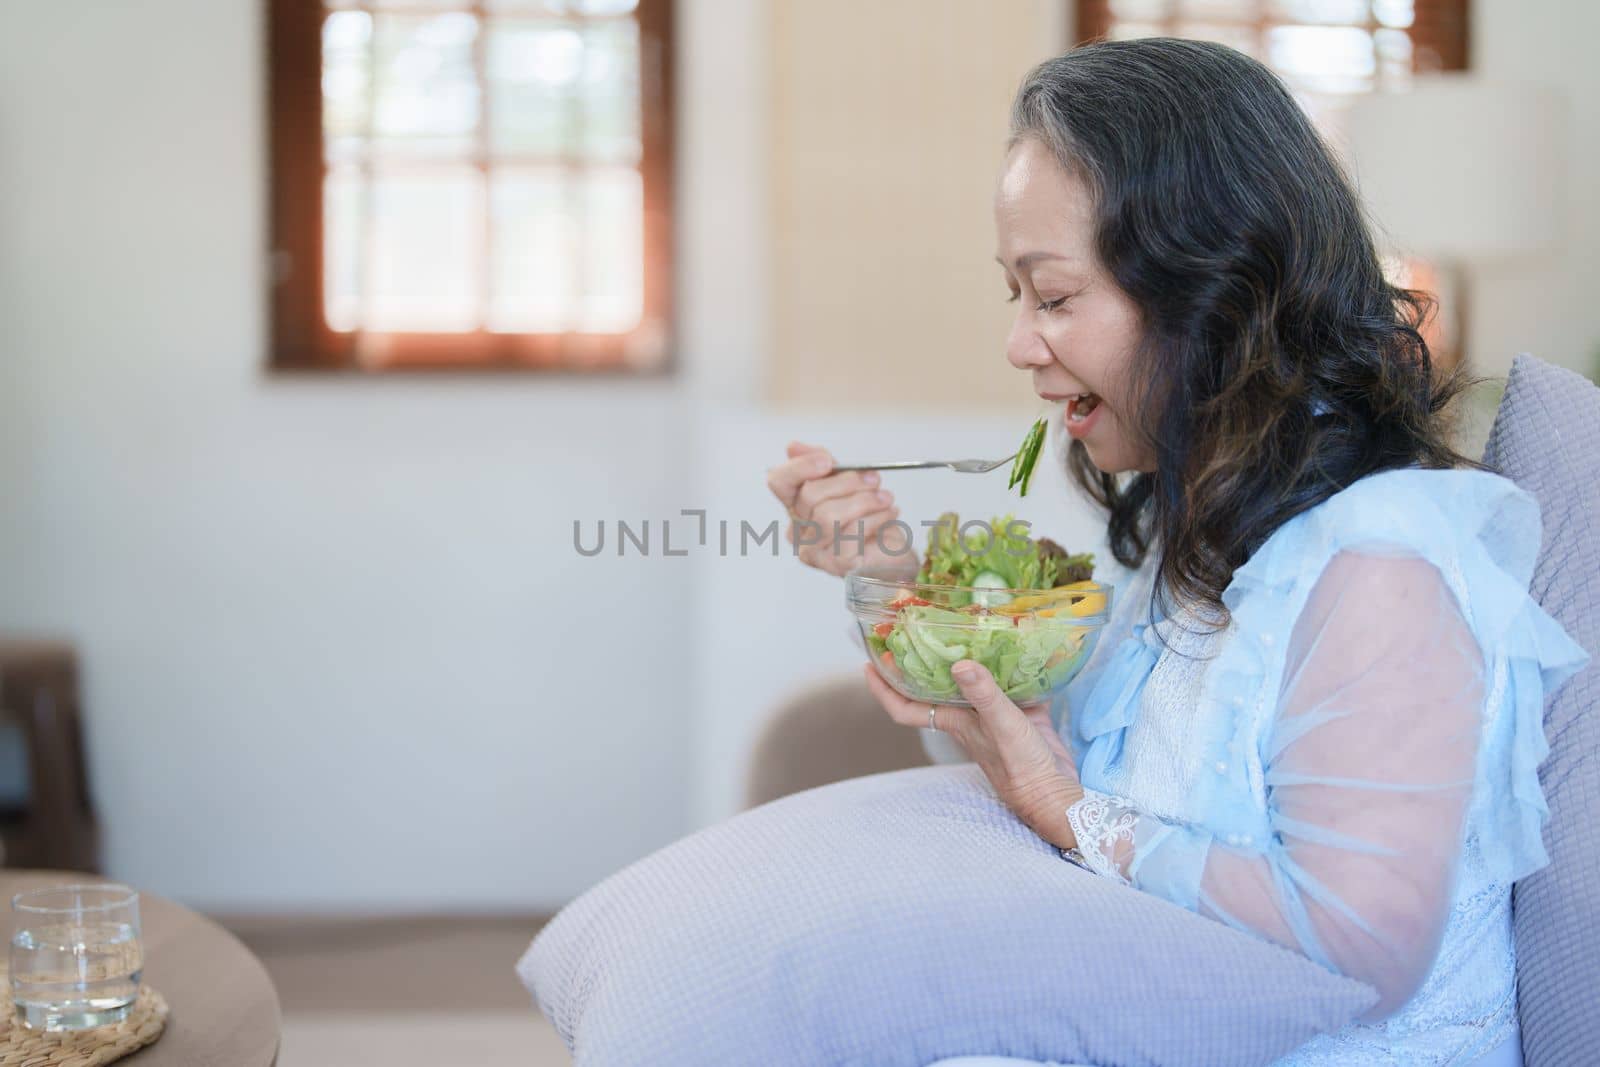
[1065,788,1138,886]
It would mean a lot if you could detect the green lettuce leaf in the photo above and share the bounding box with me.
[883,607,1089,704]
[915,513,1059,594]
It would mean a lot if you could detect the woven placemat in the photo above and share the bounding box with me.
[0,970,168,1067]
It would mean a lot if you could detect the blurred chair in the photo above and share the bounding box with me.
[0,638,99,872]
[743,674,930,810]
[1480,355,1600,1067]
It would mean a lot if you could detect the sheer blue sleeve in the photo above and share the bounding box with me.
[1066,550,1486,1020]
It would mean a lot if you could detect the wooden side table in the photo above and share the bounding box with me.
[1,871,281,1065]
[0,639,99,872]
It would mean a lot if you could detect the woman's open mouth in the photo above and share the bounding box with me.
[1065,392,1102,438]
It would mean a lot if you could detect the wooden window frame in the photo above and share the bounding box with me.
[1074,0,1468,73]
[266,0,675,375]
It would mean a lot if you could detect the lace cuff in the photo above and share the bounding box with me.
[1064,788,1139,886]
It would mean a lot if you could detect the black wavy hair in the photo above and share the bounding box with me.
[1010,37,1481,625]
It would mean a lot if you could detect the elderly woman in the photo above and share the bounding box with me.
[766,38,1586,1066]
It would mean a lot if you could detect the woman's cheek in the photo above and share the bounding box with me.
[1109,410,1158,474]
[1087,412,1140,475]
[1042,321,1075,355]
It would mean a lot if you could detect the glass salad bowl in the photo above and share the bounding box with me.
[846,564,1113,709]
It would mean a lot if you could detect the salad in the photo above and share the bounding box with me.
[862,513,1105,704]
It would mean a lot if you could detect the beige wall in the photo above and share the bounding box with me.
[769,0,1068,413]
[1470,0,1600,380]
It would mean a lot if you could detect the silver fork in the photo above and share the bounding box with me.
[830,453,1017,474]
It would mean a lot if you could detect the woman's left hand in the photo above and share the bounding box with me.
[863,660,1084,850]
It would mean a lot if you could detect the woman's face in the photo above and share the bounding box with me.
[994,138,1155,475]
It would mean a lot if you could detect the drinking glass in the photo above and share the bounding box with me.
[9,884,143,1031]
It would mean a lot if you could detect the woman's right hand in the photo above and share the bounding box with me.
[766,441,901,577]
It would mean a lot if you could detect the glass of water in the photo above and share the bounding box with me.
[10,884,143,1031]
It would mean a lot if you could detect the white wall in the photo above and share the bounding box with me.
[0,0,766,913]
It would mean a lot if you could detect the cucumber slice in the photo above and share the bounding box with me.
[1009,417,1048,497]
[970,570,1013,608]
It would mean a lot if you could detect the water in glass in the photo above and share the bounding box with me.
[10,885,143,1031]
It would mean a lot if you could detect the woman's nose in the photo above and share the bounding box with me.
[1005,316,1054,371]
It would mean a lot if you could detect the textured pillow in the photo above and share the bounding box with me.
[1481,354,1600,1067]
[520,763,1375,1067]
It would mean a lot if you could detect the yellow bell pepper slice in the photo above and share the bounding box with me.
[992,580,1105,618]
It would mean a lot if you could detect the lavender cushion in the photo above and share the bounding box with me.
[519,763,1374,1066]
[1481,354,1600,1067]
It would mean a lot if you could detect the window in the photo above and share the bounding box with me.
[1076,0,1469,365]
[267,0,673,373]
[1078,0,1466,131]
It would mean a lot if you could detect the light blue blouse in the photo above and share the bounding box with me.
[1051,468,1589,1065]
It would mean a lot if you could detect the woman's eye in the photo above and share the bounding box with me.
[1035,297,1069,313]
[1005,291,1020,304]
